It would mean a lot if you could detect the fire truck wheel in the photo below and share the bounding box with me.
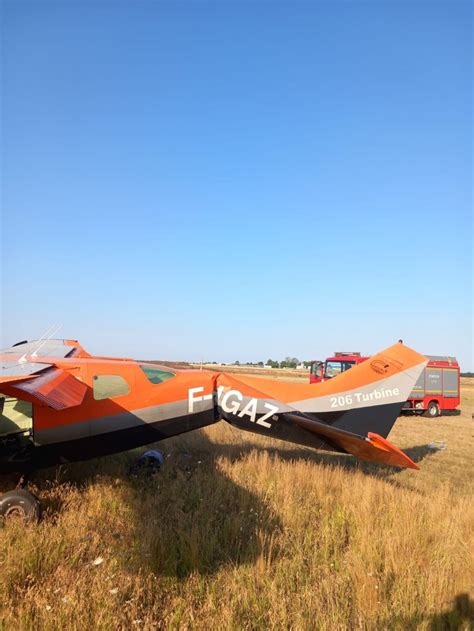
[424,402,440,418]
[0,489,42,523]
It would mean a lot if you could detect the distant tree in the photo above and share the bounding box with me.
[281,356,299,369]
[234,360,240,366]
[257,361,264,367]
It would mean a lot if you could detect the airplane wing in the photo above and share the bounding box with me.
[216,342,428,469]
[5,367,87,410]
[0,339,88,410]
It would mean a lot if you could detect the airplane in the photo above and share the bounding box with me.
[0,338,428,521]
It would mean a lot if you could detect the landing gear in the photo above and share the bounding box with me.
[0,488,42,523]
[0,471,42,523]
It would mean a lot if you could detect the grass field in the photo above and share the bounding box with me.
[0,377,472,630]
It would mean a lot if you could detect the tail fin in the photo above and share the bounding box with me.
[299,342,428,439]
[216,343,427,469]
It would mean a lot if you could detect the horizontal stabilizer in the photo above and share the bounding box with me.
[286,413,418,469]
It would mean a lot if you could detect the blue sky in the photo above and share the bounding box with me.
[1,1,472,368]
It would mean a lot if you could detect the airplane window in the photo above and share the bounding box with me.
[93,375,130,401]
[140,365,175,384]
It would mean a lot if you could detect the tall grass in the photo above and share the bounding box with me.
[0,385,472,630]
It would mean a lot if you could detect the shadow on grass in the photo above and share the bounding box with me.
[427,593,474,630]
[391,593,474,630]
[210,439,436,489]
[0,429,435,577]
[2,430,282,578]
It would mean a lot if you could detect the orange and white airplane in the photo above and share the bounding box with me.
[0,338,427,520]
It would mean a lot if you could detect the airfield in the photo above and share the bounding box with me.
[0,373,472,630]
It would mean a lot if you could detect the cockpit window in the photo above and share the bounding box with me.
[311,362,323,378]
[341,361,355,372]
[140,365,175,384]
[325,361,343,378]
[325,360,356,378]
[93,375,130,400]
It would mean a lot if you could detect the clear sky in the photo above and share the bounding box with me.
[1,1,472,368]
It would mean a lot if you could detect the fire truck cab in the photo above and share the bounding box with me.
[310,352,368,383]
[309,352,460,417]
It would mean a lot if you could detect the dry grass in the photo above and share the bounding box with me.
[203,364,311,382]
[0,378,472,630]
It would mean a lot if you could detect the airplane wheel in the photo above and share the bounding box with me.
[0,489,42,523]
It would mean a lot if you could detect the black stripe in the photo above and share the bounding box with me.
[0,409,217,474]
[221,401,403,453]
[308,402,404,439]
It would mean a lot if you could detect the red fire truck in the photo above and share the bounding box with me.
[309,352,460,417]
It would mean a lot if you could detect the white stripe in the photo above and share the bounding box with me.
[291,360,428,413]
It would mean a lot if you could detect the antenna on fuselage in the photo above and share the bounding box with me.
[30,323,63,358]
[34,323,58,345]
[18,324,60,362]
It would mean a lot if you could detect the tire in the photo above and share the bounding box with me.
[0,489,42,523]
[424,402,440,418]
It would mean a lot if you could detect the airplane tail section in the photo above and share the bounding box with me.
[216,343,427,469]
